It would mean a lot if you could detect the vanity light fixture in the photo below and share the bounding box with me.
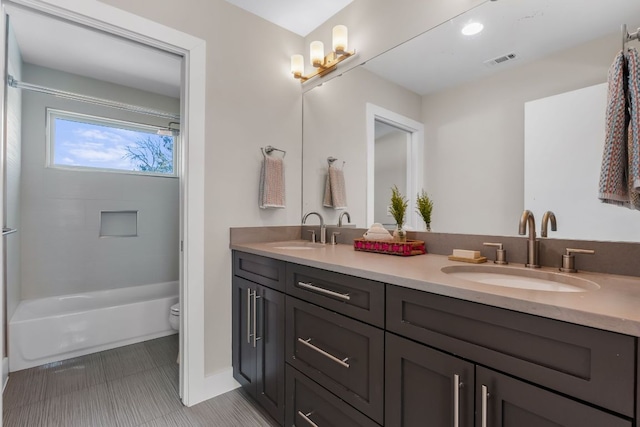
[461,22,484,36]
[291,25,356,82]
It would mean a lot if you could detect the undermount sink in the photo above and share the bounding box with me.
[270,241,324,250]
[441,265,600,292]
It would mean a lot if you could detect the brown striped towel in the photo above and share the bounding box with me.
[259,155,285,209]
[323,164,347,209]
[599,51,630,206]
[627,47,640,210]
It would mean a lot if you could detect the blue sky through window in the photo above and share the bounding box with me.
[53,117,174,175]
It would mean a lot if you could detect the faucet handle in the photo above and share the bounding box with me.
[560,248,595,273]
[483,242,508,265]
[308,230,317,243]
[330,231,341,245]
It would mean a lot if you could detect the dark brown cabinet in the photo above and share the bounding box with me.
[475,367,632,427]
[232,274,285,424]
[285,365,380,427]
[285,295,384,424]
[231,251,639,427]
[385,333,474,427]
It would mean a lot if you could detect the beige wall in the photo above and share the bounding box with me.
[374,130,408,225]
[98,0,304,376]
[303,66,421,226]
[422,34,618,236]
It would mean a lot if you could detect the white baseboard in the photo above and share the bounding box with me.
[2,357,8,392]
[186,367,240,407]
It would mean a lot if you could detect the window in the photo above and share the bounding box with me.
[47,109,177,177]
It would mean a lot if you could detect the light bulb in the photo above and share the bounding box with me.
[461,22,484,36]
[310,41,324,67]
[332,25,348,53]
[291,54,304,78]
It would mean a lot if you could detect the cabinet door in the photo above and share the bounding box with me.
[386,333,474,427]
[255,284,285,425]
[232,277,257,397]
[476,367,632,427]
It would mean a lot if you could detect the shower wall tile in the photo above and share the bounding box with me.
[20,63,180,300]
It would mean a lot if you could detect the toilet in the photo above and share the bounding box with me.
[169,303,180,331]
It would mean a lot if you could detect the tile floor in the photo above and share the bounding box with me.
[3,335,277,426]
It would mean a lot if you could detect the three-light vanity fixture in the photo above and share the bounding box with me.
[291,25,356,82]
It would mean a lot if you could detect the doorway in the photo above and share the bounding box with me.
[0,0,207,406]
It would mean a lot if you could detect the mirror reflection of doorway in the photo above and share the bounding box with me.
[374,121,410,228]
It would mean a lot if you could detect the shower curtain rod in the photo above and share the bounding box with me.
[8,75,180,121]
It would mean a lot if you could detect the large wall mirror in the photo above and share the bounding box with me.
[302,0,640,241]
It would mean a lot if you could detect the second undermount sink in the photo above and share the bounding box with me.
[441,265,600,292]
[270,241,324,250]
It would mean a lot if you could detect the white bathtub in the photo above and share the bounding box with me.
[9,281,179,372]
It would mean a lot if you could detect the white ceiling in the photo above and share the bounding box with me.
[224,0,353,36]
[363,0,640,95]
[8,6,182,98]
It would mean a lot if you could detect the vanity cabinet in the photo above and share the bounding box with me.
[231,250,639,427]
[232,252,286,425]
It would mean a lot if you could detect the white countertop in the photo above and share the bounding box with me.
[231,240,640,337]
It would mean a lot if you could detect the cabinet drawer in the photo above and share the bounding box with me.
[286,365,380,427]
[387,285,636,417]
[286,296,384,424]
[233,251,285,291]
[286,263,384,327]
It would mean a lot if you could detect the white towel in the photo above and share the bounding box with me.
[259,156,285,209]
[323,164,347,209]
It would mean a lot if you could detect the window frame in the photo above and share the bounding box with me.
[46,108,178,178]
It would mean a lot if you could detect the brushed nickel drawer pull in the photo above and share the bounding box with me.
[298,411,319,427]
[481,384,489,427]
[297,281,351,301]
[453,374,460,427]
[298,338,350,368]
[246,288,253,344]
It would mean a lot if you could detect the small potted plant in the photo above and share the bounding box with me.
[389,185,408,242]
[416,190,434,231]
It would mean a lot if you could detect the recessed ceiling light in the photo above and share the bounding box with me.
[461,22,484,36]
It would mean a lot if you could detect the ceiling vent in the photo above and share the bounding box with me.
[484,52,518,67]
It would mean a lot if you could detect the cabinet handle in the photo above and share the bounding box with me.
[298,411,319,427]
[246,288,253,344]
[481,384,489,427]
[252,292,261,348]
[297,281,351,301]
[453,374,460,427]
[297,337,350,368]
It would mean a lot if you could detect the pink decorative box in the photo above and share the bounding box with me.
[353,238,426,256]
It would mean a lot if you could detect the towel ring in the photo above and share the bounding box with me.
[262,145,286,158]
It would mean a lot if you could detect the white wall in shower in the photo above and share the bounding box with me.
[6,23,23,321]
[20,64,180,300]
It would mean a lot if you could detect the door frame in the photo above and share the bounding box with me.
[0,0,207,406]
[366,103,424,229]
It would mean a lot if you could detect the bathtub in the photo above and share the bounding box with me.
[9,281,178,372]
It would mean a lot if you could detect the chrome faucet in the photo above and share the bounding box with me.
[518,210,540,268]
[541,211,557,237]
[302,211,326,244]
[338,211,351,227]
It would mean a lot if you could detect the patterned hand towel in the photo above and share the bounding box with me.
[323,164,347,209]
[626,47,640,210]
[598,51,630,206]
[259,156,285,209]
